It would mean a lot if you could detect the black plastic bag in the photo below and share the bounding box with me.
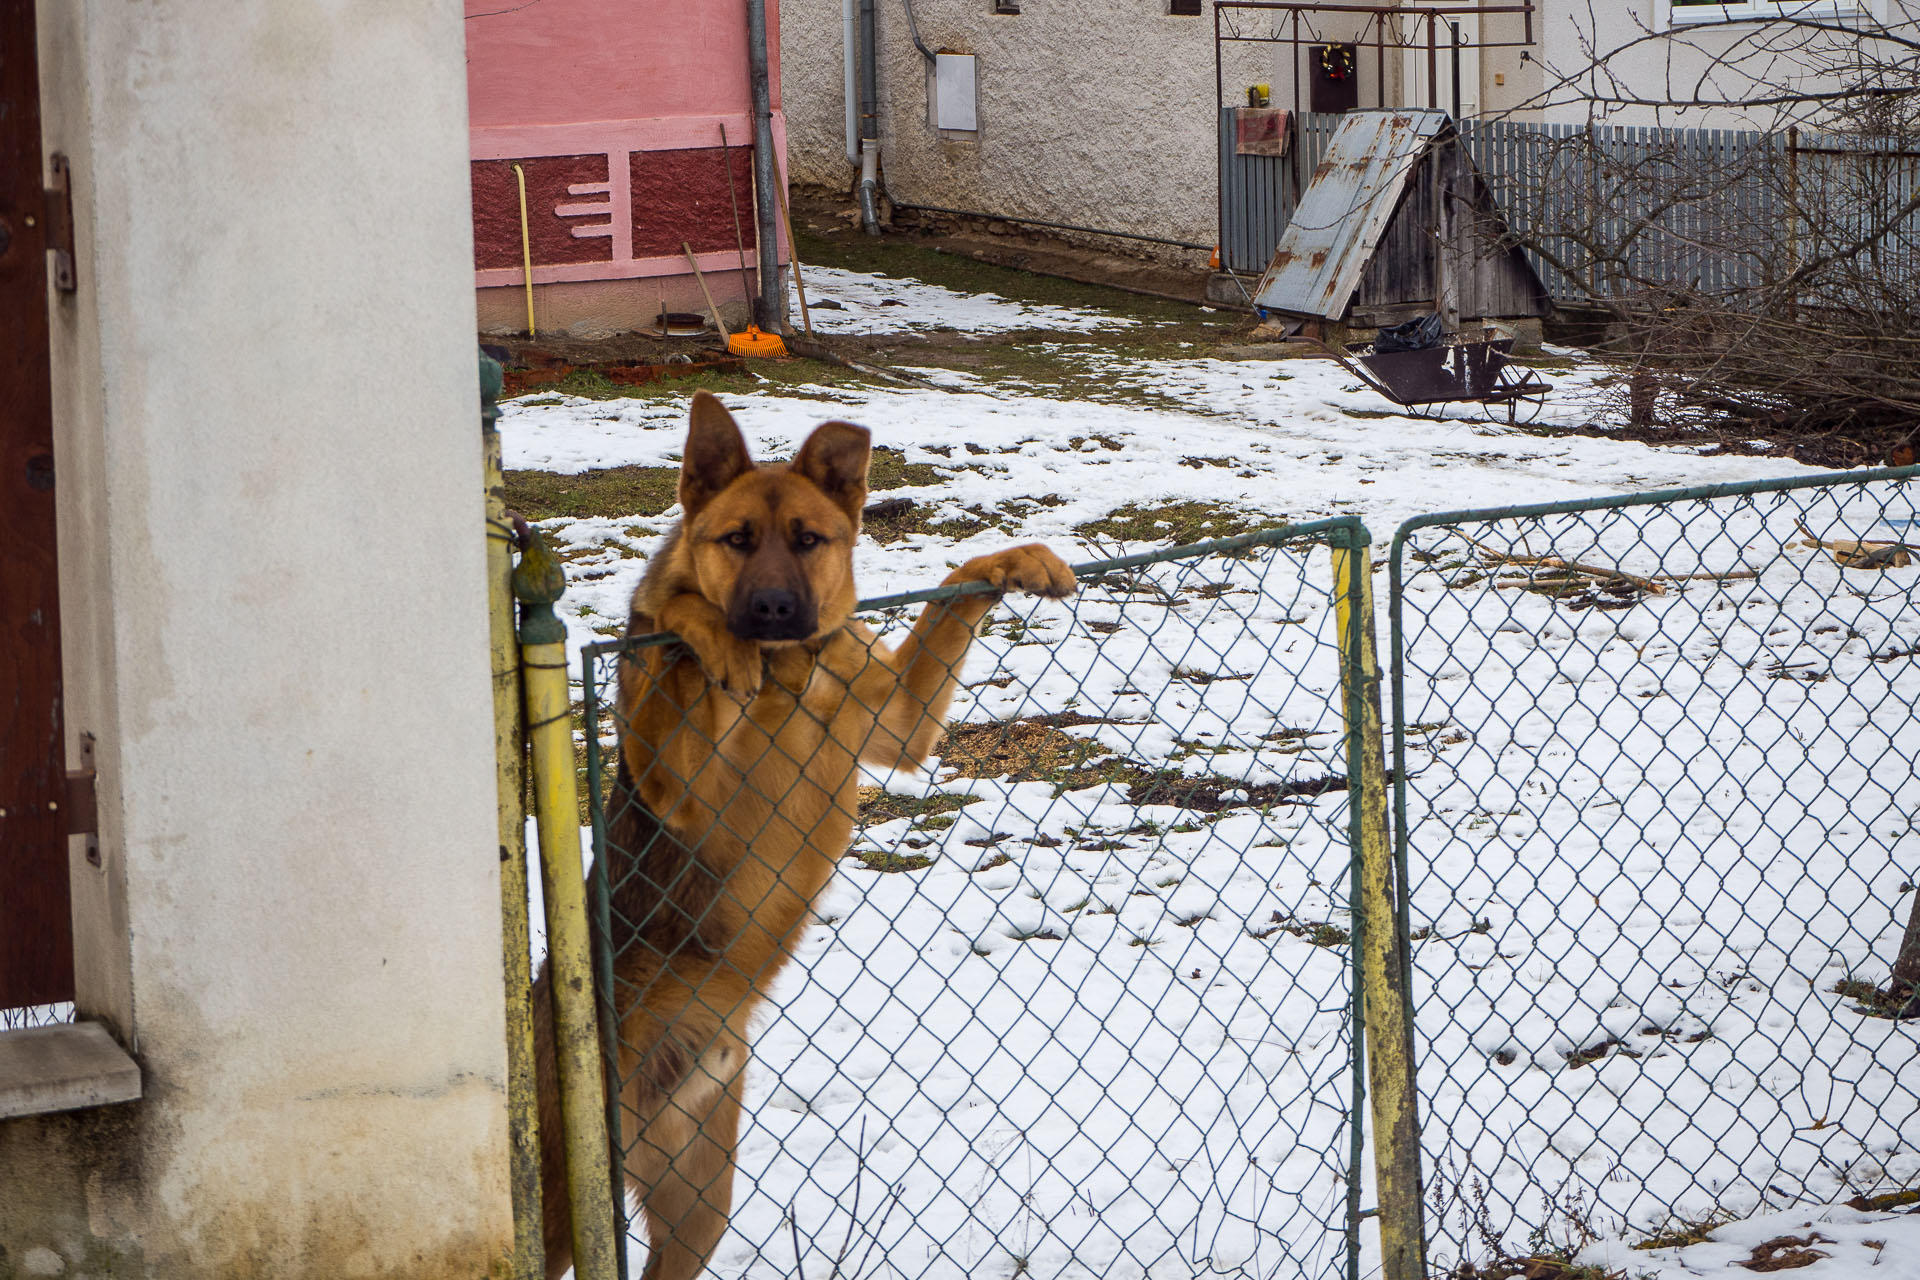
[1373,313,1445,353]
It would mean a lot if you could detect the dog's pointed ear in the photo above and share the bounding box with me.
[792,420,872,525]
[679,391,756,516]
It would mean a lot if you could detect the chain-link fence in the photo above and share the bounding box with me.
[1387,467,1920,1271]
[575,520,1385,1280]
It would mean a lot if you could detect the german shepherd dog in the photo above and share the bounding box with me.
[535,391,1075,1280]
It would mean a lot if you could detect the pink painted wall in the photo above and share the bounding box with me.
[464,0,786,295]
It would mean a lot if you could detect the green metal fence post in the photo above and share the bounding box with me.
[1331,522,1428,1280]
[580,661,631,1280]
[484,350,545,1280]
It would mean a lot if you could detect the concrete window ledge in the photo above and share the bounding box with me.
[0,1022,142,1120]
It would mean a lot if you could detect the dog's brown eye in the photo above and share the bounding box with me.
[795,531,823,550]
[723,530,752,550]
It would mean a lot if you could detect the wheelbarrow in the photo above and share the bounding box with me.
[1289,334,1552,425]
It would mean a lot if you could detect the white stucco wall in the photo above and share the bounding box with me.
[1529,0,1920,128]
[782,0,1273,254]
[783,1,1920,264]
[4,3,514,1276]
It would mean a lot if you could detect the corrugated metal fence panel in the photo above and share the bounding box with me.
[1222,112,1920,303]
[1217,109,1347,275]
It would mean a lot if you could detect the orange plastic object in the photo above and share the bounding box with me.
[727,325,788,358]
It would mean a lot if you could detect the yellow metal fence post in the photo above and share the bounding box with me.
[483,351,545,1280]
[1332,527,1428,1280]
[514,528,620,1280]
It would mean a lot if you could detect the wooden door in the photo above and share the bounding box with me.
[1,0,75,1010]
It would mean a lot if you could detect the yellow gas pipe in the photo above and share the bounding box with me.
[513,163,536,337]
[514,530,619,1280]
[483,352,545,1280]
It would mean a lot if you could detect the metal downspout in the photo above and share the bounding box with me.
[746,0,786,329]
[857,0,880,234]
[842,0,858,167]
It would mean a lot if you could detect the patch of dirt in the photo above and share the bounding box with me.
[1446,1258,1623,1280]
[936,718,1350,813]
[795,187,1222,307]
[1123,771,1348,813]
[1562,1037,1643,1069]
[937,722,1130,788]
[1518,410,1916,470]
[1739,1233,1832,1271]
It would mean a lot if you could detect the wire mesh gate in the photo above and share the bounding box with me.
[1387,466,1920,1271]
[575,520,1390,1280]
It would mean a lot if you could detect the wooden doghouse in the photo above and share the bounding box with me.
[1251,109,1548,338]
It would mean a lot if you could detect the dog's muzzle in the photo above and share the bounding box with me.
[729,587,815,642]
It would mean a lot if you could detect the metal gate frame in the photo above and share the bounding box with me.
[557,517,1427,1280]
[1386,463,1920,1269]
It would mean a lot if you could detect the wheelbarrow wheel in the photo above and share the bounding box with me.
[1484,368,1551,427]
[1485,390,1547,427]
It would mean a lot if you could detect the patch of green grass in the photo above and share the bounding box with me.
[1844,1188,1920,1212]
[1074,500,1268,546]
[868,447,946,489]
[859,789,980,823]
[504,466,680,521]
[1513,353,1581,371]
[854,848,936,874]
[863,502,996,544]
[504,444,945,525]
[1834,977,1912,1019]
[1250,912,1351,948]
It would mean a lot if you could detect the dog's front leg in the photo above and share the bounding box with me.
[853,544,1076,769]
[656,591,764,700]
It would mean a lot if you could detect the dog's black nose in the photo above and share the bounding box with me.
[731,588,814,640]
[750,589,799,623]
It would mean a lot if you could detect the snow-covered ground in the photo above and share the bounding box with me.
[789,264,1139,336]
[502,275,1920,1280]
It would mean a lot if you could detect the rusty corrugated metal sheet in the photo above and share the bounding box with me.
[1251,110,1450,321]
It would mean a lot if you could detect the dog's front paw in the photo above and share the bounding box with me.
[957,545,1078,599]
[659,594,766,700]
[690,631,764,700]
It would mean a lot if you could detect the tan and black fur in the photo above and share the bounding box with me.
[534,391,1075,1280]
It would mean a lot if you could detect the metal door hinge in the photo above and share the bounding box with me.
[45,153,75,294]
[66,731,99,865]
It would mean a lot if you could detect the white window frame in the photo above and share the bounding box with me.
[1668,0,1873,26]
